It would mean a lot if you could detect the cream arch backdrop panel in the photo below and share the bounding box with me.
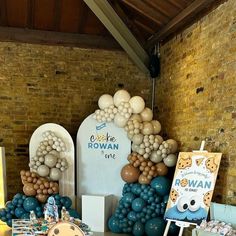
[77,114,131,198]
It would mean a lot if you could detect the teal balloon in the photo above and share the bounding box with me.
[68,208,80,218]
[127,211,137,222]
[145,217,166,236]
[132,198,146,212]
[62,196,72,209]
[123,193,135,205]
[20,212,30,219]
[133,221,145,236]
[7,219,12,227]
[23,197,39,212]
[13,193,23,199]
[108,216,122,233]
[15,207,26,218]
[6,201,14,209]
[169,222,179,235]
[150,177,171,196]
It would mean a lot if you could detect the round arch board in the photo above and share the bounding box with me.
[77,114,131,200]
[29,123,75,206]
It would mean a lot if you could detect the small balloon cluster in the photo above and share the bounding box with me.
[21,170,59,203]
[29,130,69,181]
[0,193,79,227]
[108,176,178,236]
[93,89,178,184]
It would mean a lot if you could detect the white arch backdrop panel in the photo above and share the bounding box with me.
[29,123,75,205]
[77,114,131,198]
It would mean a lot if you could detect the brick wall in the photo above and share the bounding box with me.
[0,43,150,198]
[156,0,235,227]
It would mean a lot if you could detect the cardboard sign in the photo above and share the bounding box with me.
[164,152,222,225]
[77,114,131,197]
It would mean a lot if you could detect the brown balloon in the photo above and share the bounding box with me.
[36,194,48,203]
[20,170,26,176]
[156,162,168,176]
[138,174,151,184]
[120,164,140,183]
[23,183,36,196]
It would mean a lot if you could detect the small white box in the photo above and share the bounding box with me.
[82,194,113,232]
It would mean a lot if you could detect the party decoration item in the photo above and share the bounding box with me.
[108,182,168,235]
[166,139,178,153]
[114,113,129,128]
[98,94,114,110]
[113,89,131,107]
[92,105,118,123]
[121,164,140,183]
[129,96,145,114]
[140,107,153,122]
[163,154,177,167]
[151,120,161,134]
[20,170,59,203]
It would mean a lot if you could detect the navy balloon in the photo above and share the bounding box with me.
[108,216,122,233]
[23,197,39,212]
[150,177,171,196]
[133,221,145,236]
[145,217,166,236]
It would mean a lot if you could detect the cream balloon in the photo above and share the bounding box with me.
[114,113,128,127]
[151,120,162,134]
[155,135,164,144]
[142,122,154,135]
[150,151,163,163]
[166,139,178,153]
[49,168,62,181]
[132,134,144,145]
[140,107,153,122]
[37,165,50,177]
[163,154,177,167]
[129,114,142,122]
[98,94,114,109]
[131,143,139,152]
[129,96,145,114]
[44,154,57,168]
[113,90,131,107]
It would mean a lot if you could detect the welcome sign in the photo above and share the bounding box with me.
[77,114,131,197]
[164,152,222,225]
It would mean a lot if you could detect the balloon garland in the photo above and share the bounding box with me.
[92,89,179,235]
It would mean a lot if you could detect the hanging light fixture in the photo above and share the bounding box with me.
[0,147,6,208]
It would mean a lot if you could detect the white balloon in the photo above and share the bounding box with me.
[113,90,131,107]
[166,139,178,153]
[163,154,177,167]
[155,135,164,144]
[142,122,154,135]
[37,165,50,177]
[151,120,162,134]
[140,107,153,122]
[114,113,128,127]
[150,151,163,163]
[131,143,139,152]
[44,154,58,168]
[129,96,145,114]
[98,94,114,109]
[130,114,142,122]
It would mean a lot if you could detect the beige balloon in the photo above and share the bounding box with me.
[166,139,178,153]
[150,151,163,163]
[44,154,58,168]
[142,122,154,135]
[49,168,62,181]
[37,165,50,177]
[114,113,128,127]
[98,94,114,109]
[129,114,142,122]
[129,96,145,114]
[132,134,144,145]
[151,120,162,134]
[140,108,153,122]
[113,89,131,107]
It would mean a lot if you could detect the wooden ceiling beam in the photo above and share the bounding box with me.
[121,0,169,26]
[0,26,121,50]
[147,0,216,47]
[83,0,149,74]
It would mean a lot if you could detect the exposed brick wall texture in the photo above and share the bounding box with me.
[0,43,150,199]
[157,0,236,209]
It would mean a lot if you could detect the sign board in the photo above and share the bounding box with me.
[77,114,131,197]
[164,152,222,225]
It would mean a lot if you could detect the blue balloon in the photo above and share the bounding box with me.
[7,219,12,227]
[20,212,30,219]
[68,208,80,219]
[150,177,171,196]
[6,202,14,209]
[13,193,23,199]
[0,209,6,217]
[1,216,7,222]
[145,217,166,236]
[15,207,26,218]
[61,196,72,209]
[6,213,12,219]
[12,198,18,206]
[23,197,39,212]
[108,216,122,233]
[132,198,146,212]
